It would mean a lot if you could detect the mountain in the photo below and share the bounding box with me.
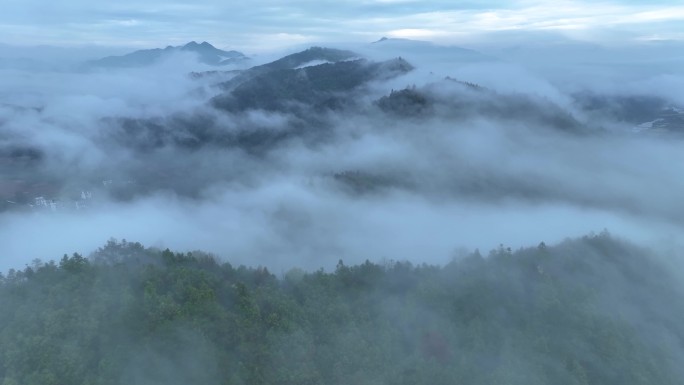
[213,47,413,114]
[646,106,684,133]
[218,47,360,90]
[375,79,583,132]
[84,41,248,68]
[574,93,684,134]
[252,46,359,72]
[95,49,414,159]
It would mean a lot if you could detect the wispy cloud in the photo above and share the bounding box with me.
[0,1,682,50]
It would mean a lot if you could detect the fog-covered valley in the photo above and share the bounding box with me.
[1,38,683,271]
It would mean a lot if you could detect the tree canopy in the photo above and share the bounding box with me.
[1,233,683,385]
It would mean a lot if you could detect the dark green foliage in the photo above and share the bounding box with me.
[444,76,484,90]
[573,92,684,133]
[0,145,49,204]
[574,93,668,124]
[213,58,414,114]
[255,47,359,73]
[376,87,432,116]
[1,234,683,384]
[219,47,360,90]
[332,170,410,194]
[212,47,411,116]
[376,81,584,133]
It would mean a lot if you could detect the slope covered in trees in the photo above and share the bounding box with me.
[1,233,683,385]
[212,57,414,114]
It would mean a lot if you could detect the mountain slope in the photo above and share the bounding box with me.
[218,47,360,90]
[375,80,583,132]
[573,93,684,133]
[213,49,413,113]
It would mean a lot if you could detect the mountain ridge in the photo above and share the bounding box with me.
[84,41,248,69]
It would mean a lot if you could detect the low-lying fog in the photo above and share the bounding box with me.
[1,36,682,271]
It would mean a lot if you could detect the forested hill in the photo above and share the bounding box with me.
[1,234,683,384]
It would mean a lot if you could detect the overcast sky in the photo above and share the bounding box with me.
[1,1,683,52]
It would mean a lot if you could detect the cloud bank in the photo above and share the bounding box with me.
[0,37,683,272]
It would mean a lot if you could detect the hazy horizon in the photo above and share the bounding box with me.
[2,0,684,50]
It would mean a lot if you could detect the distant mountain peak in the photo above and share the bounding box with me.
[372,37,414,44]
[368,38,493,63]
[85,41,248,69]
[183,41,215,49]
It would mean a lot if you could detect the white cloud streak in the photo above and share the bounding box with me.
[0,1,682,50]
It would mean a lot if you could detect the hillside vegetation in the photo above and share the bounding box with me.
[1,233,682,385]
